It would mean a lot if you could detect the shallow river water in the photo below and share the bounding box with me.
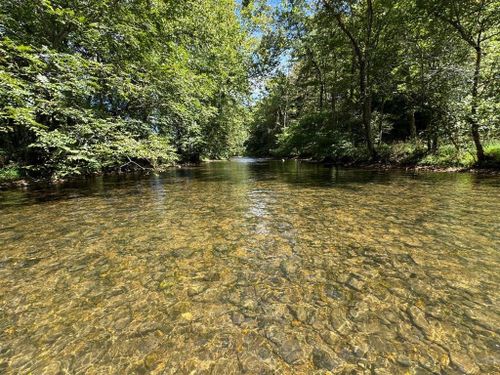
[0,159,499,374]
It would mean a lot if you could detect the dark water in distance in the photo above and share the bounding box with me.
[0,159,499,374]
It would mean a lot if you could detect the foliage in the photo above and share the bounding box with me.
[0,166,21,183]
[247,0,500,168]
[483,140,500,168]
[418,145,476,168]
[0,0,252,178]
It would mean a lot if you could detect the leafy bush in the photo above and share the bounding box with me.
[275,112,356,160]
[384,142,427,164]
[29,123,178,179]
[418,144,476,168]
[483,140,500,168]
[484,141,500,160]
[0,166,21,183]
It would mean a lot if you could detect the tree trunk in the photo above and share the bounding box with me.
[427,116,438,153]
[330,88,337,127]
[432,132,438,153]
[319,80,324,111]
[359,59,375,158]
[315,62,324,111]
[408,109,417,141]
[378,100,385,146]
[470,47,485,163]
[349,53,356,103]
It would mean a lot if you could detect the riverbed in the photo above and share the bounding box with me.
[0,159,499,373]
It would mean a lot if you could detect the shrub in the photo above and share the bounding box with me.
[484,141,500,161]
[0,166,21,183]
[418,144,475,168]
[483,140,500,168]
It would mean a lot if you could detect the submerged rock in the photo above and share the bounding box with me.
[320,330,338,346]
[231,312,245,325]
[201,271,220,282]
[187,284,207,297]
[212,245,231,256]
[279,260,297,280]
[288,305,315,324]
[265,328,305,365]
[171,248,195,258]
[450,352,480,374]
[329,313,351,334]
[312,348,340,370]
[347,276,364,291]
[143,352,160,370]
[408,306,432,336]
[181,312,194,321]
[396,355,412,367]
[277,339,305,365]
[324,284,343,300]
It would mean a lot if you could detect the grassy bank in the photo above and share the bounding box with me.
[0,166,22,184]
[306,140,500,170]
[378,140,500,169]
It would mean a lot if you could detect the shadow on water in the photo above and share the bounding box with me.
[1,158,497,208]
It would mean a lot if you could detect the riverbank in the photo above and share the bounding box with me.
[0,165,173,190]
[0,166,27,188]
[344,162,500,175]
[1,160,497,189]
[2,158,499,191]
[275,141,500,174]
[3,141,500,189]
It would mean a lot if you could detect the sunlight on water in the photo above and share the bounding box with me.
[0,160,499,374]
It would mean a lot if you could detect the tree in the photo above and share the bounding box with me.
[420,0,500,163]
[0,0,252,177]
[320,0,398,158]
[247,0,499,167]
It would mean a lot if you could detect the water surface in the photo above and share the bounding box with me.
[1,159,499,374]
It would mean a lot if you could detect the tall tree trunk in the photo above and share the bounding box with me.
[319,80,324,111]
[330,88,337,127]
[471,47,485,163]
[408,108,417,141]
[427,116,438,153]
[359,59,375,158]
[378,100,385,146]
[313,59,324,111]
[349,53,356,103]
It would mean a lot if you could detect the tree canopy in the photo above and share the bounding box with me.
[247,0,499,167]
[0,0,252,178]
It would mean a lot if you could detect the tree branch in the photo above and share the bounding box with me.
[433,11,477,48]
[322,1,363,63]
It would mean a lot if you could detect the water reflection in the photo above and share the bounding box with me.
[0,160,499,374]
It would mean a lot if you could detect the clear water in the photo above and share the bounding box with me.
[0,159,499,374]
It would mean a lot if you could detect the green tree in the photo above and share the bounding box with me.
[0,0,252,177]
[419,0,500,163]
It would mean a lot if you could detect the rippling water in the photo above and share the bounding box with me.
[1,159,499,374]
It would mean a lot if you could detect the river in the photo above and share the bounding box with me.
[0,159,499,373]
